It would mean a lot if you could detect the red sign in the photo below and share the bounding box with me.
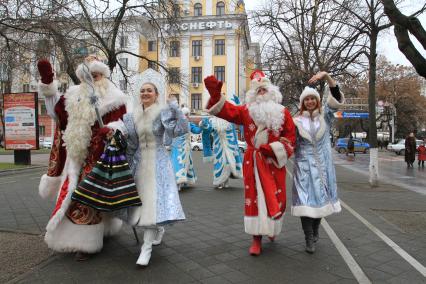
[3,92,39,150]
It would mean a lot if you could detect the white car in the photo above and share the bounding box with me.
[387,139,423,155]
[191,141,203,151]
[40,137,53,149]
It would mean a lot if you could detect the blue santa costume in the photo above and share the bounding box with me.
[170,108,202,190]
[200,114,243,188]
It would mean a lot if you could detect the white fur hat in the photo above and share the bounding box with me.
[76,60,110,81]
[299,86,320,105]
[181,107,190,116]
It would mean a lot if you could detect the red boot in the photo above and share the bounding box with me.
[249,235,262,256]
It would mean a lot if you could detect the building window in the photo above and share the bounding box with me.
[148,40,156,52]
[191,93,202,111]
[119,80,127,91]
[194,3,202,16]
[120,35,128,48]
[169,67,180,84]
[214,66,225,82]
[216,1,225,15]
[39,125,45,137]
[171,93,180,104]
[118,58,128,69]
[215,39,225,55]
[40,103,47,115]
[22,84,30,92]
[169,41,180,57]
[148,61,157,70]
[173,4,180,17]
[192,40,202,57]
[191,67,202,83]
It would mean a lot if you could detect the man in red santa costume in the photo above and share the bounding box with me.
[204,71,296,256]
[37,56,127,260]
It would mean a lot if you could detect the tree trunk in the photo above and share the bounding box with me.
[369,31,379,187]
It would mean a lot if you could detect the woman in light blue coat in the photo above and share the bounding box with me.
[170,107,202,190]
[114,69,188,266]
[291,71,344,254]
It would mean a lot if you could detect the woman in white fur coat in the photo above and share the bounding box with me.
[116,69,187,266]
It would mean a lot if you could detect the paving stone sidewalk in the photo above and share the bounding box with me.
[0,154,425,283]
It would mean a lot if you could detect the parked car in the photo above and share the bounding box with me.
[41,137,53,149]
[335,138,370,154]
[387,139,423,155]
[238,140,247,153]
[191,141,203,151]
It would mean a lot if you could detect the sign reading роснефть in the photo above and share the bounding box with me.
[163,21,235,31]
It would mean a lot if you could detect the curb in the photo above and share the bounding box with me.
[0,166,47,176]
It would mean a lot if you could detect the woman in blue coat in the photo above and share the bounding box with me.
[291,71,344,254]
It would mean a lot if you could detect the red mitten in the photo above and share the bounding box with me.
[98,127,113,139]
[259,144,275,158]
[37,59,54,84]
[204,75,223,106]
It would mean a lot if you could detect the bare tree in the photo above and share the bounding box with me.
[251,0,367,109]
[381,0,426,78]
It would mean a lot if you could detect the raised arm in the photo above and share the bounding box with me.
[204,75,245,125]
[37,59,61,120]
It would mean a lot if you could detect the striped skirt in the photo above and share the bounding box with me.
[71,144,142,212]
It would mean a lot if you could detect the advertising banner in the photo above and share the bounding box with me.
[3,92,39,150]
[334,111,369,119]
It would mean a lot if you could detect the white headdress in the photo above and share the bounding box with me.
[299,86,320,106]
[132,68,166,104]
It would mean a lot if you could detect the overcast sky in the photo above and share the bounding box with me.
[243,0,426,67]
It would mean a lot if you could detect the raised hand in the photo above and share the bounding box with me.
[204,75,223,105]
[308,71,336,87]
[37,59,54,84]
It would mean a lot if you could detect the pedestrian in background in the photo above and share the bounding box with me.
[347,135,355,157]
[417,141,426,168]
[405,132,416,168]
[170,107,202,191]
[291,71,344,254]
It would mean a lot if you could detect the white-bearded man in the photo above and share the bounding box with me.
[37,56,127,260]
[204,71,296,256]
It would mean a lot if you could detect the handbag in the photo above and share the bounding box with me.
[71,129,142,212]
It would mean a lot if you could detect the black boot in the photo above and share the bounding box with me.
[313,218,321,243]
[301,217,315,254]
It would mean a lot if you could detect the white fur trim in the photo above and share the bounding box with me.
[38,80,58,97]
[76,61,110,81]
[45,158,79,232]
[299,86,320,106]
[294,114,327,143]
[102,214,123,237]
[203,156,214,163]
[244,155,283,237]
[206,95,226,115]
[291,200,341,218]
[39,174,62,200]
[128,103,162,227]
[270,141,288,168]
[327,90,345,109]
[106,120,126,135]
[44,216,104,253]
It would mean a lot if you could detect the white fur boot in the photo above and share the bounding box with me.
[136,228,156,266]
[152,226,165,246]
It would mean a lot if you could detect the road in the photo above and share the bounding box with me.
[0,151,425,283]
[333,150,426,195]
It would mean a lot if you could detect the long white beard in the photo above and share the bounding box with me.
[62,78,109,165]
[247,92,285,133]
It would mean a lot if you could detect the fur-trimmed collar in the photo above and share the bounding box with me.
[294,110,327,143]
[301,109,320,118]
[132,103,163,142]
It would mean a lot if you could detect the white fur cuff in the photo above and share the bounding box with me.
[291,201,342,218]
[38,81,58,97]
[270,141,288,168]
[206,95,226,115]
[39,174,62,200]
[107,120,126,136]
[327,91,345,109]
